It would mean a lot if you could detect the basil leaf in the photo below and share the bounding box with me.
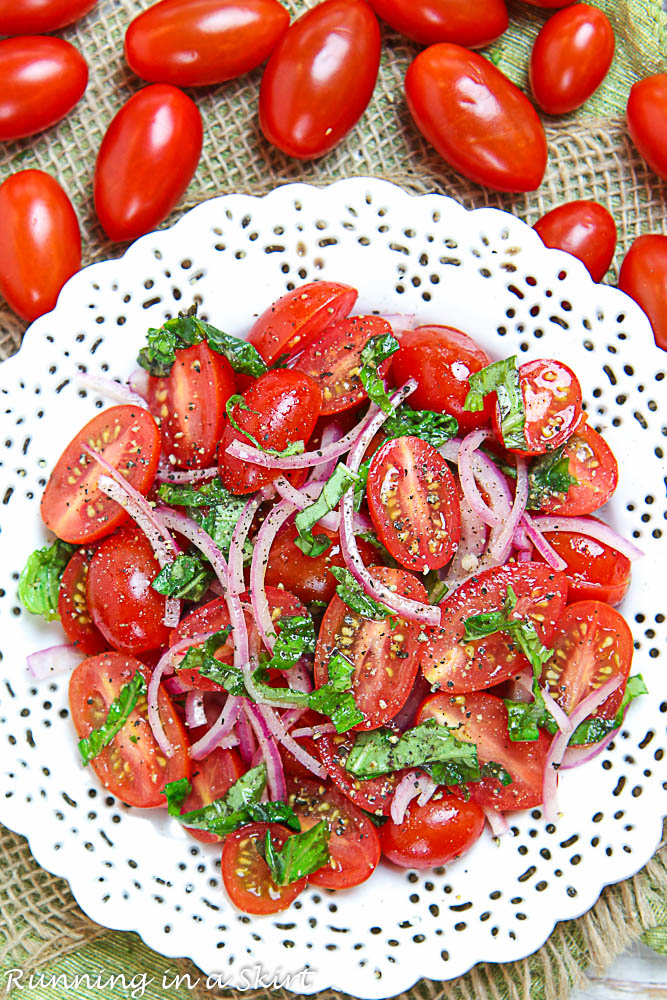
[157,479,233,508]
[359,333,400,415]
[151,553,212,601]
[504,699,548,742]
[463,356,527,451]
[345,718,479,780]
[137,310,267,379]
[481,760,513,786]
[202,323,269,379]
[464,585,552,680]
[18,538,76,621]
[329,566,395,621]
[158,479,253,563]
[294,464,358,558]
[527,444,578,511]
[307,650,363,732]
[177,628,232,671]
[78,671,146,765]
[263,615,317,672]
[383,404,458,448]
[261,821,330,885]
[176,628,246,695]
[226,394,305,457]
[567,673,648,746]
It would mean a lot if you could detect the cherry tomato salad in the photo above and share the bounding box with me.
[18,280,646,915]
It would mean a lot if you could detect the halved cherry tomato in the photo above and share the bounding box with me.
[125,0,289,87]
[41,404,161,545]
[147,343,236,469]
[380,790,484,868]
[247,281,357,365]
[218,369,322,493]
[94,84,203,242]
[541,600,633,720]
[530,4,614,115]
[618,234,667,353]
[180,744,244,844]
[259,0,381,159]
[314,565,428,730]
[405,45,548,193]
[535,421,618,516]
[0,36,88,142]
[0,0,96,32]
[533,200,616,283]
[535,528,631,606]
[316,731,405,815]
[368,0,508,47]
[391,325,493,433]
[0,170,81,323]
[367,436,461,572]
[221,821,306,914]
[417,692,550,810]
[626,74,667,184]
[291,315,393,415]
[69,652,190,807]
[494,358,582,456]
[421,562,568,693]
[58,548,106,655]
[287,776,381,888]
[264,524,377,604]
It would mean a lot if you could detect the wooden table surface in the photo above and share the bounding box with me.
[573,943,667,999]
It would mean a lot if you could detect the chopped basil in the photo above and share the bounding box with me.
[226,394,305,457]
[18,538,76,621]
[504,700,550,743]
[344,719,479,780]
[383,404,458,448]
[78,671,146,765]
[423,570,448,605]
[294,464,358,558]
[353,458,371,512]
[176,629,247,696]
[137,308,268,379]
[260,821,330,885]
[359,333,400,415]
[157,479,253,563]
[566,674,648,746]
[151,553,212,602]
[329,566,395,621]
[463,356,527,451]
[157,479,232,508]
[526,444,578,510]
[262,614,317,672]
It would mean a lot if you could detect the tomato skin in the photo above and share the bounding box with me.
[41,404,162,545]
[264,524,377,604]
[618,234,667,353]
[125,0,289,88]
[0,170,81,323]
[405,45,548,193]
[0,37,88,142]
[537,421,618,516]
[529,4,614,115]
[421,563,568,693]
[259,0,381,159]
[218,369,323,493]
[69,652,190,808]
[380,791,484,869]
[533,201,616,283]
[314,565,429,730]
[180,746,244,844]
[221,822,307,914]
[0,0,97,32]
[417,692,549,810]
[368,0,508,47]
[535,529,631,606]
[521,0,575,6]
[367,436,461,572]
[147,343,236,469]
[391,325,492,433]
[626,73,667,183]
[541,600,633,720]
[495,358,582,456]
[94,84,203,242]
[248,281,358,365]
[58,548,107,655]
[317,731,405,815]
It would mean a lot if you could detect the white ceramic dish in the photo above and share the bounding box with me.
[0,179,665,999]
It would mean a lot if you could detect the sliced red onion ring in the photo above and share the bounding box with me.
[185,691,207,729]
[490,458,528,562]
[542,673,623,822]
[163,674,191,696]
[458,429,506,528]
[289,723,337,740]
[244,702,286,800]
[286,657,313,695]
[390,771,424,824]
[236,708,257,765]
[76,374,149,409]
[217,730,240,750]
[146,636,203,758]
[560,726,620,770]
[521,513,567,571]
[505,671,534,704]
[541,687,574,735]
[416,774,437,807]
[274,477,347,533]
[483,806,510,837]
[190,696,242,761]
[257,702,327,780]
[530,515,644,562]
[157,507,229,597]
[249,498,296,652]
[228,492,264,596]
[156,466,218,484]
[445,498,488,586]
[26,643,85,680]
[128,367,149,400]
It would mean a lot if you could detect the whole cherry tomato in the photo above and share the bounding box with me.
[618,234,667,352]
[0,0,97,32]
[367,0,508,47]
[530,4,614,115]
[533,200,616,282]
[0,36,88,142]
[259,0,381,159]
[94,84,203,242]
[125,0,290,87]
[0,170,81,322]
[626,74,667,183]
[405,44,547,192]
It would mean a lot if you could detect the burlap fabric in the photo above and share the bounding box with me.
[1,0,666,996]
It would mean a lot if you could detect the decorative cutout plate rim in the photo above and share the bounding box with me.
[0,178,665,999]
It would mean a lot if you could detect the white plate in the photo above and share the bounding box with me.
[0,179,665,999]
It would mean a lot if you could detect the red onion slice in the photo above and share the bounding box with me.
[416,774,437,807]
[483,806,510,837]
[190,696,243,760]
[490,458,529,562]
[530,515,644,562]
[157,507,229,597]
[258,702,328,780]
[249,499,296,652]
[458,429,506,528]
[185,691,207,729]
[128,367,149,400]
[244,702,286,800]
[521,513,567,571]
[289,723,337,740]
[445,498,488,587]
[156,466,219,484]
[390,771,424,824]
[560,726,620,770]
[76,374,149,409]
[228,492,264,596]
[236,708,257,765]
[26,643,85,680]
[541,687,574,735]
